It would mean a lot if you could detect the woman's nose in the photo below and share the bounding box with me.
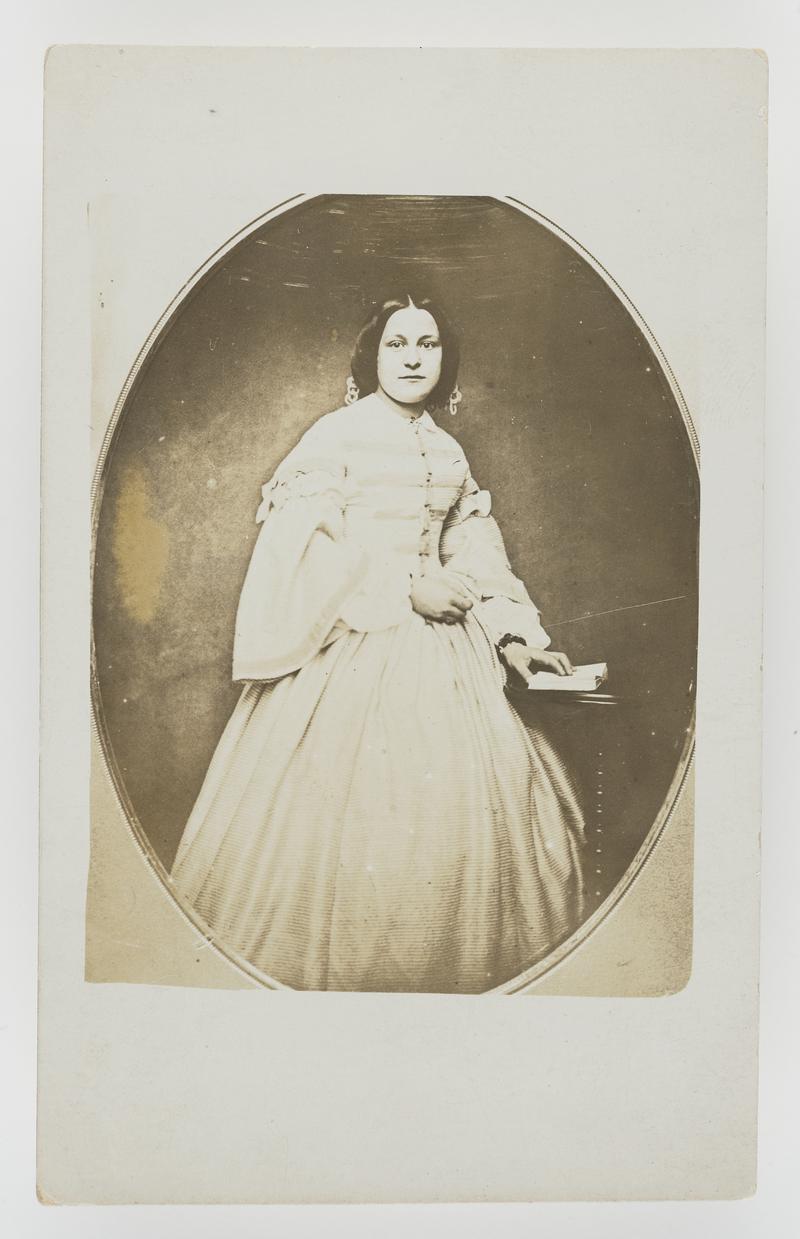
[404,353,421,369]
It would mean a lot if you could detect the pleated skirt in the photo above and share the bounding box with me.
[170,611,587,993]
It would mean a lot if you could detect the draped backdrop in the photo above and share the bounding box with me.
[93,195,698,885]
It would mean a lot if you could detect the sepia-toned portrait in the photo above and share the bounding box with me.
[91,193,698,994]
[37,44,768,1207]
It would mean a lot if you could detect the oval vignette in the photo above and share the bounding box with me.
[91,194,698,993]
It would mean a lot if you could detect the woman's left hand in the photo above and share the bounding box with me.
[501,645,574,687]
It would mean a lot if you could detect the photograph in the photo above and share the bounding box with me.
[35,40,771,1209]
[91,193,698,993]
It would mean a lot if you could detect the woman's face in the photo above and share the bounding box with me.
[376,304,443,405]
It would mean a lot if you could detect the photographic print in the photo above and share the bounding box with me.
[40,47,764,1203]
[90,194,698,993]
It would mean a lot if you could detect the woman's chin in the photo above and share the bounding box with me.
[389,389,430,407]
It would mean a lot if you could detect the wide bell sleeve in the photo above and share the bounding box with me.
[439,471,551,650]
[232,415,412,682]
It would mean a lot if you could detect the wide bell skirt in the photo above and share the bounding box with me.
[170,610,587,993]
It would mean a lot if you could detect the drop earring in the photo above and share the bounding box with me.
[344,375,360,405]
[448,384,462,416]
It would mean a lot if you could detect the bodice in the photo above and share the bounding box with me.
[335,393,469,574]
[234,392,551,682]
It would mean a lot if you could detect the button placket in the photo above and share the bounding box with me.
[412,417,434,575]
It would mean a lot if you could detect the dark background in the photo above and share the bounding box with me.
[92,195,698,895]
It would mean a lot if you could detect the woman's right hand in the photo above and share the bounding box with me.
[410,570,474,624]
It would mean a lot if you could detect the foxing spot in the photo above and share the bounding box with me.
[112,467,169,624]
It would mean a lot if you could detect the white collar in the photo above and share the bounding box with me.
[361,391,438,432]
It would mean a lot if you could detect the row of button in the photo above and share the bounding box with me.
[411,418,435,574]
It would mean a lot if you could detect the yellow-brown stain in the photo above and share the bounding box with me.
[112,467,169,623]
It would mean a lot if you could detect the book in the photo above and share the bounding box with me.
[527,662,608,692]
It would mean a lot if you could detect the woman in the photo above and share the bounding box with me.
[170,294,586,993]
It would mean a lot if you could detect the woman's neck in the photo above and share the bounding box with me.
[373,386,426,421]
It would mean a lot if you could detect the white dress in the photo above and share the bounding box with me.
[170,392,586,992]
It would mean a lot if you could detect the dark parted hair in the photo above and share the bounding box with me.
[350,293,461,412]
